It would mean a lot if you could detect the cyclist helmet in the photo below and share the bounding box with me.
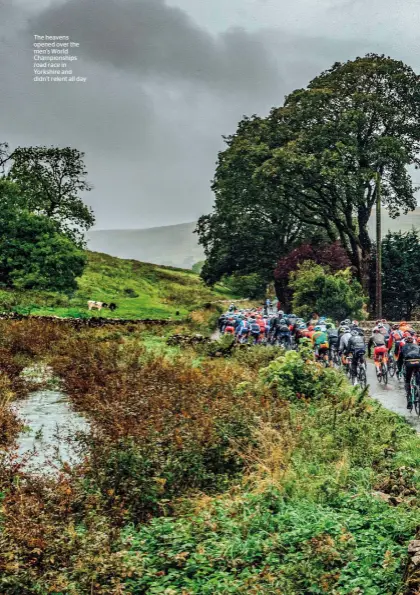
[351,330,359,336]
[400,321,407,327]
[308,325,314,331]
[326,323,332,329]
[298,323,307,330]
[314,325,322,331]
[406,335,414,343]
[392,324,399,330]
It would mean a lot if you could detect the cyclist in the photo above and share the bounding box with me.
[345,329,367,383]
[277,318,292,348]
[388,323,404,364]
[338,325,352,370]
[326,323,339,360]
[381,319,391,334]
[269,314,280,343]
[312,325,329,362]
[350,320,365,336]
[377,322,390,343]
[396,331,414,377]
[318,317,328,332]
[296,323,311,344]
[236,317,250,342]
[249,319,262,344]
[400,335,420,407]
[368,327,387,356]
[368,326,388,378]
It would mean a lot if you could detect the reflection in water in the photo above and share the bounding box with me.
[13,390,89,472]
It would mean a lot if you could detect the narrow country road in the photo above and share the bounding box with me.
[366,363,420,432]
[212,329,420,432]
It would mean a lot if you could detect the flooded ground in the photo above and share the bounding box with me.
[13,389,89,472]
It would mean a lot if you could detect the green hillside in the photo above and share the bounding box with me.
[0,251,233,319]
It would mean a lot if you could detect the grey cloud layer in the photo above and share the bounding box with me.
[0,0,417,229]
[30,0,279,95]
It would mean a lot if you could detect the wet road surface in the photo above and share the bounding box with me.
[366,363,420,432]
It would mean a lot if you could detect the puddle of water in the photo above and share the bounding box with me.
[13,390,89,473]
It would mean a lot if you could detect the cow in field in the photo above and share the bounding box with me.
[87,301,118,312]
[87,300,108,311]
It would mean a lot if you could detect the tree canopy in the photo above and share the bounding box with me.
[196,116,320,286]
[7,146,94,246]
[381,229,420,320]
[0,206,86,292]
[199,54,420,291]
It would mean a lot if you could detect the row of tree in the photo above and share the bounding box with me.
[196,54,420,313]
[0,144,94,292]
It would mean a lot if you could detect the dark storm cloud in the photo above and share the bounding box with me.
[30,0,279,95]
[1,0,417,229]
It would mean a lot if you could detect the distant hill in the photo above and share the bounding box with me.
[86,222,204,270]
[85,210,420,270]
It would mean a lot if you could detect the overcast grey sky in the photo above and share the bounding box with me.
[1,0,419,229]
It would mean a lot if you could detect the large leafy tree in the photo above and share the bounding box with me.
[261,55,420,290]
[381,229,420,320]
[0,206,86,292]
[196,116,319,285]
[202,54,420,291]
[7,146,95,246]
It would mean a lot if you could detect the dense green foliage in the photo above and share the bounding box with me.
[382,229,420,320]
[289,262,366,321]
[0,206,86,292]
[7,146,95,246]
[222,271,267,299]
[123,493,416,594]
[0,308,419,593]
[274,241,351,309]
[199,54,420,291]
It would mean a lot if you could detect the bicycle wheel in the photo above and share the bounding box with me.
[382,363,388,385]
[377,362,383,383]
[358,365,367,388]
[414,386,420,417]
[388,355,396,378]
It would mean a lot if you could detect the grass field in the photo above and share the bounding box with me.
[0,251,235,320]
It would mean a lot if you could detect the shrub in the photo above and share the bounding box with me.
[123,287,139,298]
[289,262,366,321]
[260,347,345,402]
